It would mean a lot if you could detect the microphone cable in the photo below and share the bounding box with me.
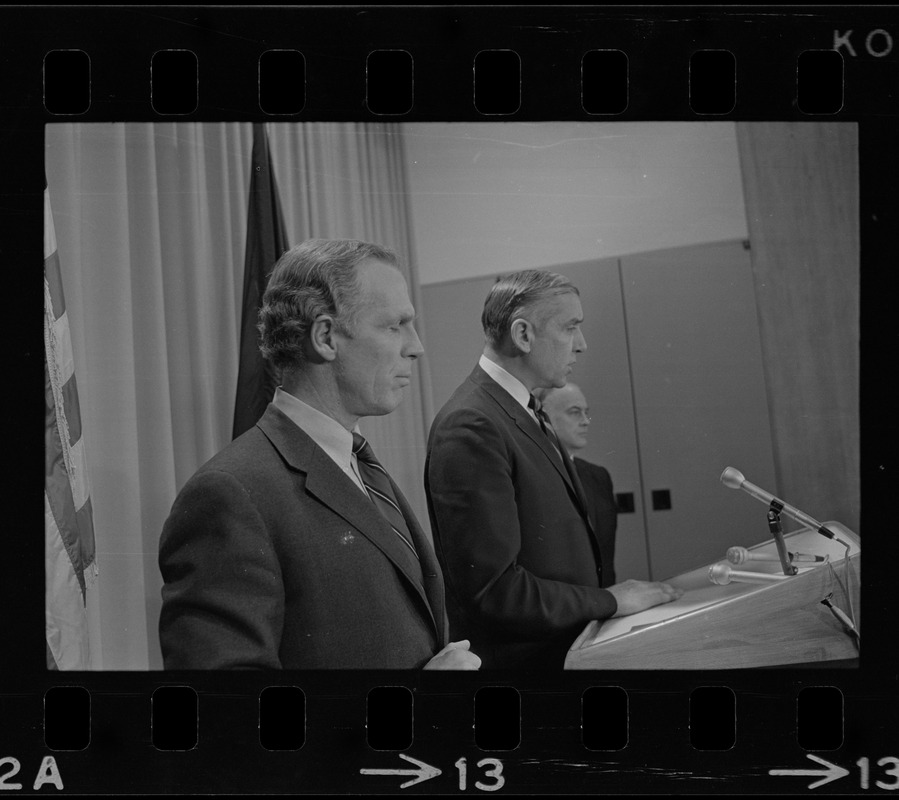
[820,547,860,653]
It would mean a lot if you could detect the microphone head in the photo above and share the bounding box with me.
[720,467,745,489]
[726,546,747,565]
[709,562,732,585]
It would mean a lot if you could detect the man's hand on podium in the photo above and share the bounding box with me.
[608,579,683,618]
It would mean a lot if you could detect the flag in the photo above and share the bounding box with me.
[232,123,290,439]
[44,186,98,670]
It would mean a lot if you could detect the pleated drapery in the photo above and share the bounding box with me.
[267,123,436,534]
[45,122,430,669]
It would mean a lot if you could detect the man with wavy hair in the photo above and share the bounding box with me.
[159,239,480,670]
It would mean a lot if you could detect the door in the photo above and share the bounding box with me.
[621,240,778,579]
[549,257,652,581]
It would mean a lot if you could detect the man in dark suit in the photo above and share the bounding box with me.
[425,270,680,669]
[535,383,617,587]
[159,239,481,670]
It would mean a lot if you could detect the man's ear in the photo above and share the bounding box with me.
[509,317,533,353]
[308,315,338,362]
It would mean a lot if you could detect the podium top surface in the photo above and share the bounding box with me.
[570,523,860,653]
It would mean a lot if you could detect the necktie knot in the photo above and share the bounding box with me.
[352,432,375,463]
[528,394,551,431]
[530,393,571,468]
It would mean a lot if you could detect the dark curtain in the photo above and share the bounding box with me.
[232,124,290,439]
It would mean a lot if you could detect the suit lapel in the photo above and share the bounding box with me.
[303,451,423,576]
[256,405,442,639]
[558,444,594,528]
[390,477,447,644]
[470,368,579,495]
[468,367,596,536]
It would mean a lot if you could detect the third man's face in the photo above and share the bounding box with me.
[542,384,591,452]
[332,259,424,420]
[527,291,586,389]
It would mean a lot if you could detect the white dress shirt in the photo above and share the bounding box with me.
[478,354,542,427]
[272,387,368,495]
[478,355,563,460]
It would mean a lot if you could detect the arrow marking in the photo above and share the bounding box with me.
[360,753,442,789]
[769,754,850,789]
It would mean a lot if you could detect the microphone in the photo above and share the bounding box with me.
[726,546,827,566]
[726,546,781,565]
[719,467,836,540]
[709,563,789,586]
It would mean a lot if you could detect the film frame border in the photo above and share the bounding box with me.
[4,3,896,795]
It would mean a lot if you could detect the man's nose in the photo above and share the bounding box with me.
[574,329,586,352]
[407,325,425,358]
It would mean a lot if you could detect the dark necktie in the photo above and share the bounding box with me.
[528,395,596,534]
[528,396,602,582]
[528,394,564,458]
[352,433,420,560]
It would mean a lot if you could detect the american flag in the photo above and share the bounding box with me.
[44,186,98,670]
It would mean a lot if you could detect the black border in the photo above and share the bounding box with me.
[5,4,896,794]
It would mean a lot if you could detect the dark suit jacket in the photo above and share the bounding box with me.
[159,404,447,669]
[573,458,618,587]
[425,365,617,669]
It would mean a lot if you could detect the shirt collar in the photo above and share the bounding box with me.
[478,354,533,413]
[272,386,357,471]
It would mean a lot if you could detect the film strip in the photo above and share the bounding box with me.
[4,4,896,795]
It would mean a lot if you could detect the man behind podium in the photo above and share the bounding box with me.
[534,383,618,587]
[425,270,680,669]
[159,238,480,671]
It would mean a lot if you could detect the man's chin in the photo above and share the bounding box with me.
[382,392,406,414]
[357,396,404,419]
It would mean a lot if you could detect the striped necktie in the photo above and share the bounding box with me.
[352,433,420,560]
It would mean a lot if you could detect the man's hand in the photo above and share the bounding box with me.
[607,579,683,618]
[423,639,482,670]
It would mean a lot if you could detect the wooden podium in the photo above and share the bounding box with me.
[565,524,860,669]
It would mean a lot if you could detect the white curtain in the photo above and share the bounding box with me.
[45,122,430,669]
[267,123,435,531]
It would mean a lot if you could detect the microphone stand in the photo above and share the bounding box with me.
[767,506,798,576]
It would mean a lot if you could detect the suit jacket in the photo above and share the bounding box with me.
[159,404,447,669]
[425,365,617,669]
[573,458,618,587]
